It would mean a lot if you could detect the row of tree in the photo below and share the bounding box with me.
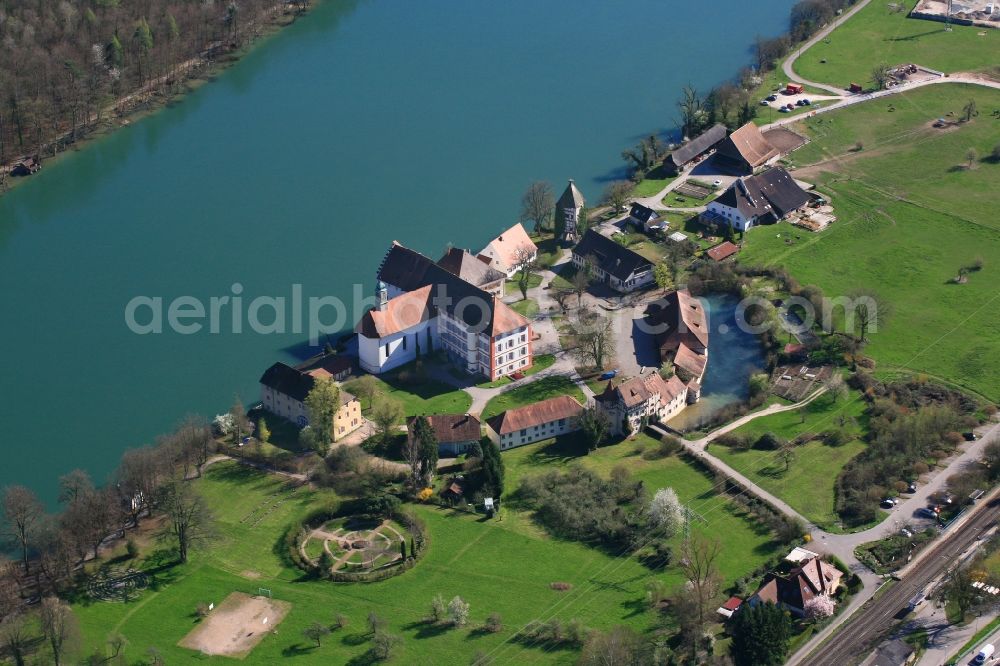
[0,0,311,172]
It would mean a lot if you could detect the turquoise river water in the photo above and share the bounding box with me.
[0,0,792,502]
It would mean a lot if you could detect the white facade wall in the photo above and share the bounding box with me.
[600,388,689,436]
[706,200,755,232]
[260,386,309,427]
[491,326,531,378]
[358,319,438,375]
[486,416,579,451]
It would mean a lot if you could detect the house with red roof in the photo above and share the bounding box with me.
[484,395,584,450]
[476,222,538,278]
[357,241,533,382]
[748,556,843,618]
[595,372,689,436]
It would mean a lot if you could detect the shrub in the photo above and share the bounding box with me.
[126,539,139,559]
[448,596,470,627]
[484,613,503,634]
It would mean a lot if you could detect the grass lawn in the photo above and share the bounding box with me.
[344,371,472,419]
[708,392,869,529]
[741,84,1000,401]
[510,297,540,318]
[661,189,716,209]
[502,434,785,582]
[505,272,543,296]
[792,1,1000,89]
[632,163,677,198]
[71,456,778,665]
[481,376,586,420]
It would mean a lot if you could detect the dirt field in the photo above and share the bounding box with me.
[762,127,808,155]
[179,592,291,658]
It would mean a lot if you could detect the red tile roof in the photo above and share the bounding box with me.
[407,414,482,444]
[354,285,434,338]
[707,241,739,262]
[490,298,530,336]
[486,395,583,435]
[478,223,538,270]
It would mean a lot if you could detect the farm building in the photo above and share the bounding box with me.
[714,122,780,174]
[665,123,727,174]
[702,167,810,233]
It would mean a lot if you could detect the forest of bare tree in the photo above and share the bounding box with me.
[0,0,308,173]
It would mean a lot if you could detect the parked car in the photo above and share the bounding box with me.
[802,98,812,105]
[964,431,979,441]
[916,507,937,519]
[712,179,722,187]
[779,107,790,113]
[901,528,913,538]
[973,643,994,664]
[881,498,897,508]
[766,94,777,102]
[599,369,619,381]
[760,99,770,106]
[908,482,917,493]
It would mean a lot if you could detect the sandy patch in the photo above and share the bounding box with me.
[178,592,290,658]
[240,570,262,580]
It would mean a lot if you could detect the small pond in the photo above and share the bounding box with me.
[666,294,766,432]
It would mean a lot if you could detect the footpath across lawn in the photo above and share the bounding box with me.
[502,433,786,586]
[792,1,999,89]
[708,391,869,529]
[743,84,1000,402]
[72,458,773,665]
[480,375,586,420]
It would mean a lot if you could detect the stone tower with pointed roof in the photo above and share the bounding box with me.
[555,179,586,243]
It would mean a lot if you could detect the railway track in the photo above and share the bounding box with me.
[803,498,1000,666]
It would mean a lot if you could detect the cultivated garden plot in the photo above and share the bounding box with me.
[300,517,410,572]
[178,592,291,658]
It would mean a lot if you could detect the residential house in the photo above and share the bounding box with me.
[714,122,780,175]
[360,242,532,382]
[665,123,728,174]
[571,229,654,293]
[476,223,538,278]
[595,372,689,436]
[627,203,665,234]
[706,241,739,262]
[484,395,584,450]
[644,289,709,396]
[555,179,586,242]
[702,166,810,233]
[437,247,506,297]
[258,362,362,441]
[748,556,843,618]
[406,413,482,457]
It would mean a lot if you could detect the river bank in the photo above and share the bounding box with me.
[0,2,311,197]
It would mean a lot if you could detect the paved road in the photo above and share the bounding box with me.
[782,0,875,95]
[799,495,1000,666]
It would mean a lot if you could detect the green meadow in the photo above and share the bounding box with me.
[709,392,870,529]
[793,1,999,89]
[743,83,1000,401]
[72,441,783,665]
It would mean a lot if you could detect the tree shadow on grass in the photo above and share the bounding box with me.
[281,643,317,657]
[402,619,452,640]
[621,595,650,619]
[345,650,382,666]
[340,632,370,647]
[885,29,946,41]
